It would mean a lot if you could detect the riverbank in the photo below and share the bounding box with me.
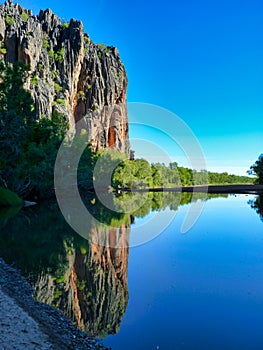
[0,258,108,350]
[123,184,263,195]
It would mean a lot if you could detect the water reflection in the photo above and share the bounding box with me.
[0,200,130,337]
[250,195,263,221]
[0,191,227,337]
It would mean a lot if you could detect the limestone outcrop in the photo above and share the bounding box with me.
[0,0,129,153]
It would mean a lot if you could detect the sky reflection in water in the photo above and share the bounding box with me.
[105,194,263,350]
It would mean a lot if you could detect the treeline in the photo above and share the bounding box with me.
[207,171,253,185]
[112,158,254,189]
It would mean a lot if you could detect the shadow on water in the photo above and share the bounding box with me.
[0,191,227,337]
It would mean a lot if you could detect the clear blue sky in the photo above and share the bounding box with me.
[11,0,263,175]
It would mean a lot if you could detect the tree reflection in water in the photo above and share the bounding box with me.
[250,195,263,221]
[0,191,226,337]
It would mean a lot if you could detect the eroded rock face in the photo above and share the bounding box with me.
[0,0,129,153]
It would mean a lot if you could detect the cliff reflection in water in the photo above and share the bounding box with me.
[0,191,226,337]
[0,195,130,337]
[36,230,129,336]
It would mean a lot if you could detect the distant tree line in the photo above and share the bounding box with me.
[112,158,254,189]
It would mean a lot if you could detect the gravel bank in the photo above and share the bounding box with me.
[0,258,108,350]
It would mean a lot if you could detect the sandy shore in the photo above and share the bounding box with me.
[0,258,108,350]
[0,287,52,350]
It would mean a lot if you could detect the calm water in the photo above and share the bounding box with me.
[105,194,263,349]
[0,193,263,349]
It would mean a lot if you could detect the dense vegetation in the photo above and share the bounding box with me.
[0,61,69,198]
[112,158,254,189]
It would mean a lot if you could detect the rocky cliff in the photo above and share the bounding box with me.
[0,0,129,153]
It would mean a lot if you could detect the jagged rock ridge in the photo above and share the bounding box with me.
[0,0,129,153]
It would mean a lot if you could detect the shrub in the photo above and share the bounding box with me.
[31,73,38,87]
[54,48,65,63]
[0,42,6,55]
[48,49,54,59]
[61,22,69,29]
[42,35,50,50]
[84,36,90,44]
[37,63,43,73]
[54,82,62,93]
[5,16,15,27]
[76,90,86,101]
[21,12,29,22]
[97,43,106,50]
[51,70,58,80]
[53,99,65,106]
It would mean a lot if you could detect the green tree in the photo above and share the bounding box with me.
[192,169,208,185]
[178,166,193,186]
[132,159,153,188]
[93,149,126,189]
[248,155,263,184]
[112,160,134,188]
[151,164,163,187]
